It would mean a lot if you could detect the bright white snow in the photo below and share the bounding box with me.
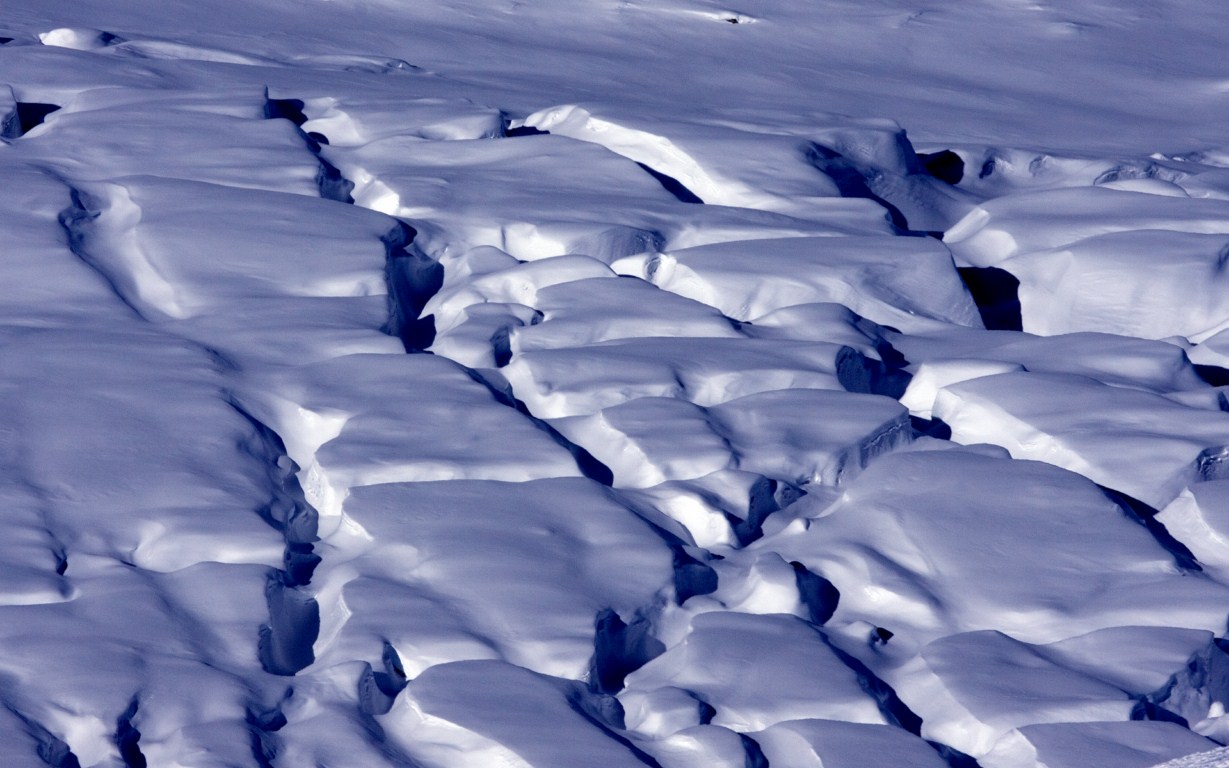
[2,1,1229,767]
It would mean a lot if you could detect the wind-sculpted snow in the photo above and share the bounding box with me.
[618,235,982,331]
[932,371,1229,509]
[3,1,1229,766]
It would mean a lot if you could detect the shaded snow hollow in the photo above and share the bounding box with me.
[2,1,1229,767]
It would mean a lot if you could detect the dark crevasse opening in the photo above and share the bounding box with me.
[504,124,549,137]
[458,363,617,486]
[314,159,355,204]
[822,632,986,768]
[1194,364,1229,388]
[490,325,515,367]
[820,631,933,742]
[3,102,61,139]
[283,541,320,587]
[1130,697,1189,727]
[263,97,308,127]
[259,575,321,675]
[263,93,353,203]
[806,142,912,232]
[381,223,442,353]
[723,476,805,546]
[1145,638,1229,726]
[635,162,704,204]
[590,608,666,694]
[928,741,985,768]
[228,399,324,675]
[7,705,82,768]
[956,267,1023,331]
[516,398,613,483]
[918,150,965,185]
[229,398,322,587]
[673,548,719,604]
[875,336,909,369]
[740,734,770,768]
[595,492,719,606]
[17,103,60,134]
[910,415,952,440]
[245,698,289,768]
[834,345,912,400]
[562,685,665,767]
[115,699,147,768]
[790,561,840,625]
[380,224,621,486]
[357,641,410,715]
[1200,446,1229,482]
[1099,485,1201,572]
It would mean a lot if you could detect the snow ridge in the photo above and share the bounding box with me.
[2,3,1229,767]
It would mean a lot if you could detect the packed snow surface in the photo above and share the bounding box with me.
[2,1,1229,766]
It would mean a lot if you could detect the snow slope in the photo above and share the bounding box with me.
[1,1,1229,766]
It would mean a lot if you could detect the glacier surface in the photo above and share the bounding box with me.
[2,1,1229,766]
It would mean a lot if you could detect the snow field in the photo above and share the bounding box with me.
[3,2,1229,766]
